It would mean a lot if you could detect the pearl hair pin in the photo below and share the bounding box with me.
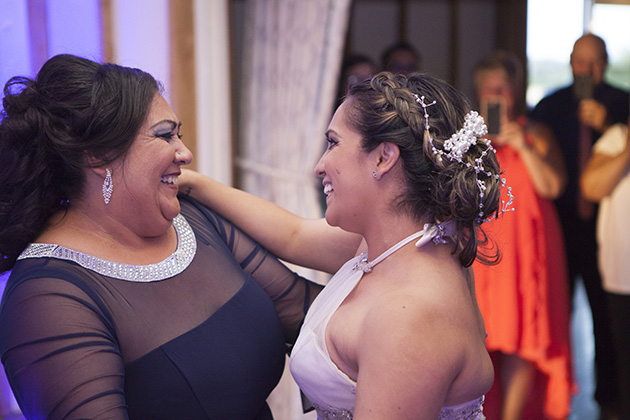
[414,94,514,224]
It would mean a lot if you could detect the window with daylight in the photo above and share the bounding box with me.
[526,0,630,108]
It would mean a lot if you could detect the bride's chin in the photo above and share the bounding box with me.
[324,211,339,228]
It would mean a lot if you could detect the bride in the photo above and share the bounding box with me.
[181,71,511,419]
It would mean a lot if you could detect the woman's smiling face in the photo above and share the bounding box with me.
[314,100,374,232]
[112,94,193,236]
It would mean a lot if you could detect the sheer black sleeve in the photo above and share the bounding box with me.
[181,197,323,344]
[0,265,128,420]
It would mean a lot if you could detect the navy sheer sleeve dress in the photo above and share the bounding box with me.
[0,197,321,420]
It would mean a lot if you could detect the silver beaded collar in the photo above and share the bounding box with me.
[312,396,485,420]
[17,214,197,282]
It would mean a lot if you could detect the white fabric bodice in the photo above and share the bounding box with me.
[289,223,486,419]
[593,123,630,294]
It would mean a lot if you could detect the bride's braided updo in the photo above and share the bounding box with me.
[344,72,504,266]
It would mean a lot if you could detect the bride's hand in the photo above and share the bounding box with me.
[178,168,204,197]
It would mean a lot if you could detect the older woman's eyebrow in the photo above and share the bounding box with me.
[151,119,179,130]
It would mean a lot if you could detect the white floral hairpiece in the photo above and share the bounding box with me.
[413,94,514,224]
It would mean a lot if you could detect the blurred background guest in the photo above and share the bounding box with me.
[530,33,629,420]
[380,41,422,75]
[581,117,630,420]
[472,50,573,420]
[335,54,379,109]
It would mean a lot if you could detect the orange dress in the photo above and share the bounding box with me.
[473,132,574,420]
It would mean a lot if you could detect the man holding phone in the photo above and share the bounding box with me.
[531,33,629,420]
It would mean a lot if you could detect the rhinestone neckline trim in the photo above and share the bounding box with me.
[311,396,484,420]
[313,403,353,419]
[438,396,485,419]
[17,214,197,282]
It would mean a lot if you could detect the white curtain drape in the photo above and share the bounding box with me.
[193,0,233,185]
[238,1,352,419]
[239,0,351,218]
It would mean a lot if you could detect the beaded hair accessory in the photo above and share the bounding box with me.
[413,94,514,224]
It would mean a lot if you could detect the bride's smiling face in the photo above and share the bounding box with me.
[314,101,374,232]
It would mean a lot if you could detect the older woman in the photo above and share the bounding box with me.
[181,72,512,419]
[0,54,322,420]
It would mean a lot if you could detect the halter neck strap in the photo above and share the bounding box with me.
[353,219,455,273]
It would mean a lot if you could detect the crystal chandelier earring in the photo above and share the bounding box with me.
[102,168,113,204]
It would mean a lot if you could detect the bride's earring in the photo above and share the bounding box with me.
[102,168,113,204]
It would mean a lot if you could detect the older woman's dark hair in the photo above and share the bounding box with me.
[0,54,160,272]
[345,72,503,266]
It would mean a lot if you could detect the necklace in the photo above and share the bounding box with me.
[353,220,454,273]
[17,214,197,282]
